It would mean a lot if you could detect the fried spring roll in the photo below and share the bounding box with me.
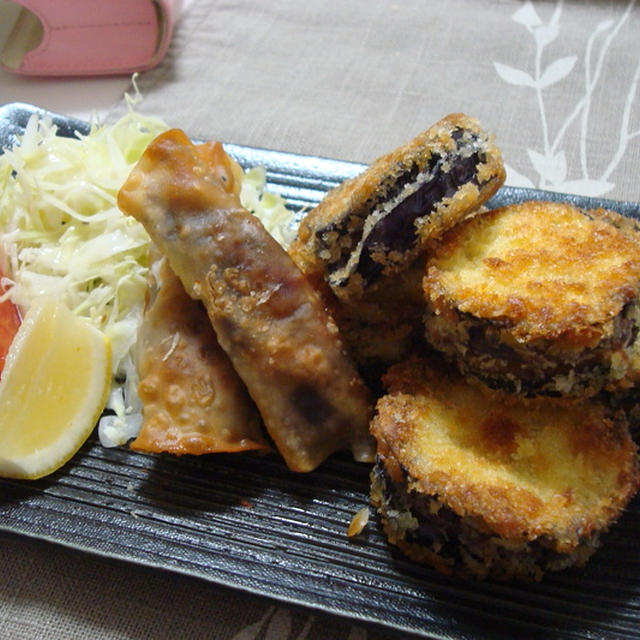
[118,130,374,471]
[131,255,269,455]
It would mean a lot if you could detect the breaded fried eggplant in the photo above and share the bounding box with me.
[290,113,505,303]
[600,332,640,437]
[336,256,428,386]
[370,357,640,581]
[423,201,640,397]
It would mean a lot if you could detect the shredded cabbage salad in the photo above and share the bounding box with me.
[240,166,297,248]
[0,109,296,447]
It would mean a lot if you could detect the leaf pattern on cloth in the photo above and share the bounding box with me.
[230,606,368,640]
[493,0,639,197]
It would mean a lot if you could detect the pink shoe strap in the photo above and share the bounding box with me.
[1,0,180,76]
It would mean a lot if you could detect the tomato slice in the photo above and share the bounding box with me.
[0,281,21,376]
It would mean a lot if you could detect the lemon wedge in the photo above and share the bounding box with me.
[0,297,111,479]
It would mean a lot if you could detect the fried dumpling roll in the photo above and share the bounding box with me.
[131,255,268,455]
[370,357,640,581]
[423,201,640,397]
[118,129,374,472]
[290,113,505,303]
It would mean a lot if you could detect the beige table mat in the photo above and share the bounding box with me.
[0,532,396,640]
[109,0,640,202]
[2,1,640,639]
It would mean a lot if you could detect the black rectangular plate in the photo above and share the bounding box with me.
[1,102,640,640]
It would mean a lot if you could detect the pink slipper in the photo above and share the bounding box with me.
[1,0,180,76]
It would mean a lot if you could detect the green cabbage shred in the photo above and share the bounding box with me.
[0,110,296,447]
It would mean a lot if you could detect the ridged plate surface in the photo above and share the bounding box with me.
[1,102,640,640]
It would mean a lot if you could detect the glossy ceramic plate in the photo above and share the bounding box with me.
[1,102,639,640]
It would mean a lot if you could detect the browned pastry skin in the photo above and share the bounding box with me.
[131,256,268,455]
[370,357,640,581]
[423,201,640,396]
[290,113,505,304]
[118,129,374,472]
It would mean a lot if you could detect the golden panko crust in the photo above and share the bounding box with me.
[290,113,505,302]
[424,201,640,346]
[371,357,640,550]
